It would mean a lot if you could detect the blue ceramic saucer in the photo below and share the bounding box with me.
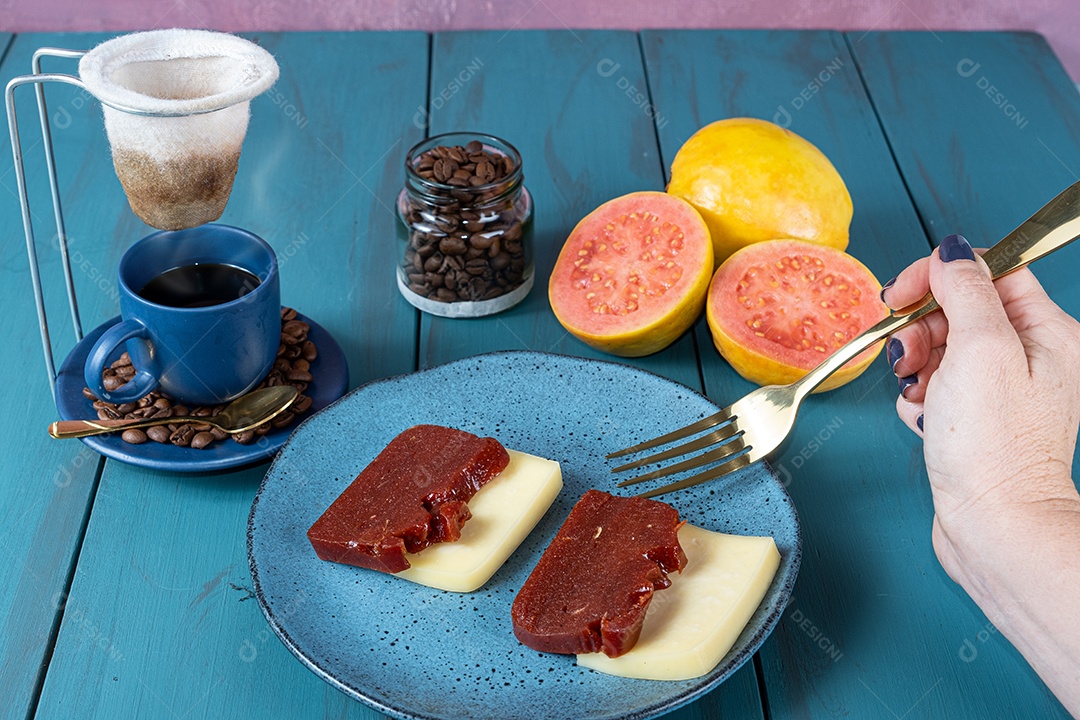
[248,351,800,720]
[54,310,349,473]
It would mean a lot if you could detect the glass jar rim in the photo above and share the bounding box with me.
[403,132,523,198]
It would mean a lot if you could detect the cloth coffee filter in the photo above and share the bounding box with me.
[79,29,279,230]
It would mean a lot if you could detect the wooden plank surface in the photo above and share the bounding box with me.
[847,29,1080,718]
[420,29,764,718]
[0,31,134,720]
[5,26,1075,720]
[30,32,424,720]
[641,28,1017,720]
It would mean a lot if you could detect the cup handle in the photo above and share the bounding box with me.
[83,319,159,403]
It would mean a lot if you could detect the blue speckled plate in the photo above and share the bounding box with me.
[248,351,800,720]
[54,311,349,473]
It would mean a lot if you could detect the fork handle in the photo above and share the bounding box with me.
[792,180,1080,397]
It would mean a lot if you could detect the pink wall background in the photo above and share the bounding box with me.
[2,0,1077,81]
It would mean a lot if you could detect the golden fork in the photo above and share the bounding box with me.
[609,181,1080,499]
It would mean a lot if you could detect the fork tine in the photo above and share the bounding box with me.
[605,407,733,459]
[616,435,746,487]
[635,452,754,499]
[610,419,741,473]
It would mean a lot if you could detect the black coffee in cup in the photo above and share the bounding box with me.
[138,263,261,308]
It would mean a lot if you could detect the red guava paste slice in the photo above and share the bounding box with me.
[307,425,510,574]
[511,489,687,658]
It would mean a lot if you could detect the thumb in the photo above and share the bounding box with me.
[928,234,1022,353]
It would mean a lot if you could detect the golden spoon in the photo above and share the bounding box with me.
[48,385,299,439]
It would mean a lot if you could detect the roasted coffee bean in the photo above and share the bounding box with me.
[122,428,148,444]
[281,307,298,321]
[170,425,195,446]
[435,287,457,302]
[172,405,189,417]
[97,407,121,421]
[254,423,272,437]
[465,259,488,276]
[301,341,318,362]
[82,387,98,401]
[146,425,171,444]
[425,272,444,288]
[232,429,255,444]
[283,320,309,337]
[210,428,229,441]
[439,237,467,255]
[423,254,443,272]
[286,368,314,383]
[292,394,313,414]
[469,233,493,250]
[190,432,215,449]
[491,253,511,271]
[102,375,125,392]
[465,246,485,260]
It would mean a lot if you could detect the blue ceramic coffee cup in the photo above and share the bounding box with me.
[84,224,281,406]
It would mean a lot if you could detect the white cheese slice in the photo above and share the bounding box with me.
[397,450,562,593]
[576,523,780,680]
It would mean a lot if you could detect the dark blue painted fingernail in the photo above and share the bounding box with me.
[898,373,918,398]
[880,276,896,303]
[886,337,904,372]
[916,414,924,431]
[940,233,975,262]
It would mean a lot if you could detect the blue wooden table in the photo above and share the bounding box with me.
[2,28,1078,720]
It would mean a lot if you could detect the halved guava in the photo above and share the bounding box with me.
[549,191,713,357]
[706,239,886,391]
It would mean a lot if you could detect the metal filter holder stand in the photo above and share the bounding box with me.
[5,47,220,401]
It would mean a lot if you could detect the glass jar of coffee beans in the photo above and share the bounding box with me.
[396,133,533,317]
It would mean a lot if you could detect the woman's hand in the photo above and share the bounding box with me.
[883,233,1080,714]
[884,234,1080,536]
